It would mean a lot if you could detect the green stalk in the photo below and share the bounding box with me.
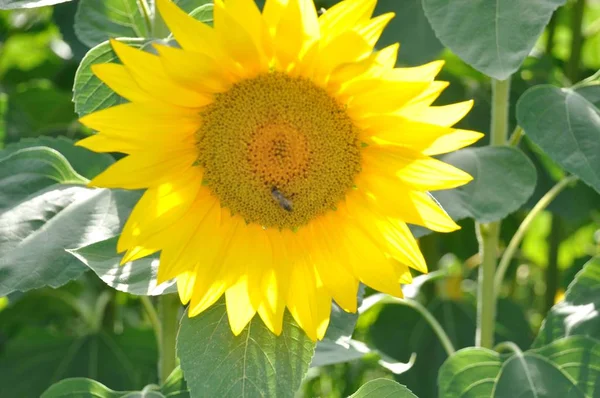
[137,0,153,37]
[545,216,561,313]
[475,78,510,349]
[566,0,586,82]
[158,294,181,384]
[494,176,577,296]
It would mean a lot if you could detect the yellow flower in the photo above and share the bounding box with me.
[77,0,482,341]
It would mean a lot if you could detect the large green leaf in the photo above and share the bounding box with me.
[74,0,151,47]
[534,336,600,397]
[177,301,315,398]
[494,353,585,397]
[68,236,177,296]
[517,85,600,194]
[0,184,140,295]
[73,39,147,117]
[3,136,114,180]
[374,0,443,66]
[0,328,157,397]
[0,0,71,9]
[438,336,600,397]
[437,348,503,397]
[41,366,189,398]
[349,379,417,398]
[433,146,537,223]
[534,256,600,347]
[422,0,565,79]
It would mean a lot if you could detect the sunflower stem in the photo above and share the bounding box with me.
[475,77,510,349]
[158,294,180,384]
[150,0,170,39]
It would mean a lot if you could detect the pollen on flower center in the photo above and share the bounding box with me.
[196,72,362,229]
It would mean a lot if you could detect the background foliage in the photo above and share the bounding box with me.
[0,0,599,397]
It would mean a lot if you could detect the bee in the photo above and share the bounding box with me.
[271,187,293,212]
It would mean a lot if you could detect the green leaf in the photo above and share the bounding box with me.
[422,0,565,79]
[349,379,417,398]
[41,378,126,398]
[517,85,600,194]
[0,328,157,397]
[0,0,71,9]
[374,0,443,66]
[42,366,189,398]
[438,347,502,397]
[73,39,147,117]
[74,0,151,48]
[438,336,599,397]
[177,301,315,398]
[433,146,537,223]
[0,93,6,148]
[533,336,600,397]
[4,136,114,180]
[0,185,140,295]
[311,339,368,368]
[68,236,177,296]
[495,353,586,397]
[534,256,600,347]
[170,0,212,13]
[188,3,213,23]
[160,366,190,397]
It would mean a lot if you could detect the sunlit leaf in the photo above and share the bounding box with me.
[68,236,177,296]
[73,39,147,117]
[534,256,600,347]
[177,301,314,398]
[0,0,71,9]
[0,184,139,295]
[74,0,151,47]
[422,0,566,79]
[349,379,417,398]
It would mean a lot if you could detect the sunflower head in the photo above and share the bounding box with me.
[77,0,482,341]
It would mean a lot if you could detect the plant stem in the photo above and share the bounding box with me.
[475,78,510,349]
[151,0,170,39]
[494,176,577,296]
[394,298,456,357]
[545,216,561,313]
[566,0,585,83]
[158,294,180,384]
[545,11,557,55]
[140,296,162,346]
[508,126,524,147]
[137,0,153,36]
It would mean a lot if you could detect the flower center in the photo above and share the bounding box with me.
[196,73,361,230]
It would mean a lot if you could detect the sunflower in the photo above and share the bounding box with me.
[77,0,482,341]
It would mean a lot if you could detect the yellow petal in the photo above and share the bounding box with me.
[225,0,273,60]
[78,102,200,142]
[214,0,266,75]
[76,134,141,154]
[153,43,232,93]
[263,0,288,33]
[314,31,372,83]
[387,60,445,82]
[346,80,429,115]
[226,277,257,335]
[155,0,224,57]
[110,39,212,108]
[91,63,149,103]
[354,12,394,47]
[303,219,360,312]
[118,171,204,254]
[257,296,285,336]
[88,148,197,189]
[404,100,474,127]
[328,43,398,88]
[273,0,319,68]
[177,270,196,305]
[363,146,473,191]
[286,260,331,341]
[402,81,449,111]
[357,173,459,232]
[319,0,376,38]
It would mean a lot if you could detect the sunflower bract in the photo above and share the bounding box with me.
[77,0,482,341]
